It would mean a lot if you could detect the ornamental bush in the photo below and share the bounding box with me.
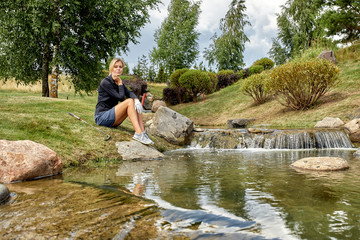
[123,79,147,97]
[163,87,190,105]
[179,70,211,102]
[248,65,264,76]
[216,69,241,90]
[241,70,271,105]
[169,68,189,87]
[205,71,218,94]
[267,59,339,110]
[252,57,274,70]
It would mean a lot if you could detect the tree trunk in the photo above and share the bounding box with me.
[49,65,59,98]
[50,45,59,98]
[42,44,50,97]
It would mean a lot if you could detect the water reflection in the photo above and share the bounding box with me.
[113,149,360,239]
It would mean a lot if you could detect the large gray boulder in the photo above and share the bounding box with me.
[343,118,360,142]
[0,140,63,183]
[0,184,10,204]
[146,106,194,145]
[314,117,344,128]
[291,157,349,171]
[115,141,164,161]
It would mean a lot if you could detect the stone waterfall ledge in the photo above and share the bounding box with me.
[290,157,349,171]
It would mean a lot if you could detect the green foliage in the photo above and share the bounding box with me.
[252,58,274,70]
[206,72,218,94]
[216,70,234,76]
[248,65,264,76]
[151,0,200,74]
[320,0,360,43]
[268,0,325,64]
[267,59,340,110]
[204,0,250,71]
[241,70,271,105]
[335,41,360,63]
[216,69,240,89]
[132,55,149,80]
[154,66,168,83]
[170,68,189,87]
[0,0,160,96]
[179,70,211,102]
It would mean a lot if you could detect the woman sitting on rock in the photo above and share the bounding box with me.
[95,58,153,145]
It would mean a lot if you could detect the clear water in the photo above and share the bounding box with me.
[1,148,360,239]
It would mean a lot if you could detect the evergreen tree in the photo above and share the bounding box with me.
[204,0,250,71]
[133,55,149,80]
[151,0,201,74]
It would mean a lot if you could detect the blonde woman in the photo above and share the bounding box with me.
[95,58,152,145]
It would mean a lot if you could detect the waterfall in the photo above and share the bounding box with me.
[189,129,354,150]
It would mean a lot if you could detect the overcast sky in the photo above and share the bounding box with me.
[123,0,287,71]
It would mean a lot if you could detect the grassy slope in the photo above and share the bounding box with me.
[173,45,360,128]
[0,84,174,167]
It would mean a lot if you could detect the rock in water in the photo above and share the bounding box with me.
[0,184,10,204]
[291,157,349,171]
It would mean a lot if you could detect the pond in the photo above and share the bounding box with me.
[1,147,359,239]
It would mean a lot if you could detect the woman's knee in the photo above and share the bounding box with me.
[125,98,135,107]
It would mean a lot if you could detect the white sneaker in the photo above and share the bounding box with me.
[144,130,154,144]
[133,132,152,145]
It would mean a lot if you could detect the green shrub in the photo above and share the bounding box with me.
[205,71,218,94]
[267,59,339,110]
[216,69,234,76]
[236,70,245,79]
[252,57,274,70]
[163,87,191,105]
[248,65,264,76]
[169,68,189,87]
[179,70,211,102]
[241,70,271,105]
[216,69,240,90]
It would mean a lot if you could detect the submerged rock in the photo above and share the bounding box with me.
[116,140,164,161]
[0,184,10,204]
[290,157,349,171]
[0,140,63,183]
